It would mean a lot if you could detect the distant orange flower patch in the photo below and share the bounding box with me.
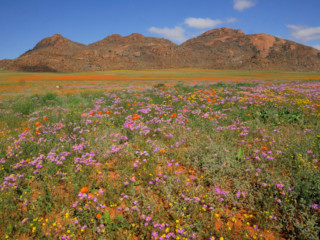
[106,111,113,114]
[170,113,177,118]
[261,146,268,151]
[35,122,41,127]
[43,117,48,121]
[160,148,165,153]
[96,213,102,219]
[80,187,88,194]
[24,127,29,131]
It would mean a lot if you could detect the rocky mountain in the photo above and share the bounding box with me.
[1,28,319,72]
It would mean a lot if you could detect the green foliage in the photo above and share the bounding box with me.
[153,83,166,89]
[237,147,244,161]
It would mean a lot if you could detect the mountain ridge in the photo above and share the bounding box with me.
[1,27,319,72]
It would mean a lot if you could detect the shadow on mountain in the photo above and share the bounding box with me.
[19,65,57,72]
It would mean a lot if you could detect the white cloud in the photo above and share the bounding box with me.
[148,26,187,43]
[184,17,223,29]
[313,45,320,50]
[287,25,320,42]
[233,0,256,11]
[149,17,238,42]
[227,18,238,23]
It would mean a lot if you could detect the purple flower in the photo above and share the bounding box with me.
[152,231,158,238]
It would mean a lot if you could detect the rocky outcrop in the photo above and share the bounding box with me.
[1,27,319,72]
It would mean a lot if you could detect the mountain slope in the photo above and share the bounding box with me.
[1,28,319,72]
[179,28,320,71]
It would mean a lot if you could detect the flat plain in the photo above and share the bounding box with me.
[0,69,320,239]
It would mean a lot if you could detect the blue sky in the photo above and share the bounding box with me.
[1,0,320,59]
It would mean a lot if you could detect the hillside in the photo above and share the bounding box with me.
[1,28,319,72]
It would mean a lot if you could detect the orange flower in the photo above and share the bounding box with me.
[261,146,268,151]
[35,130,39,135]
[96,213,102,219]
[24,127,29,131]
[131,114,141,121]
[43,117,48,121]
[160,148,165,153]
[98,111,103,114]
[88,193,94,199]
[35,122,41,127]
[170,113,177,118]
[90,111,95,116]
[80,187,88,194]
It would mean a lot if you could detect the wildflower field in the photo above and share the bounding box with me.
[0,70,320,239]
